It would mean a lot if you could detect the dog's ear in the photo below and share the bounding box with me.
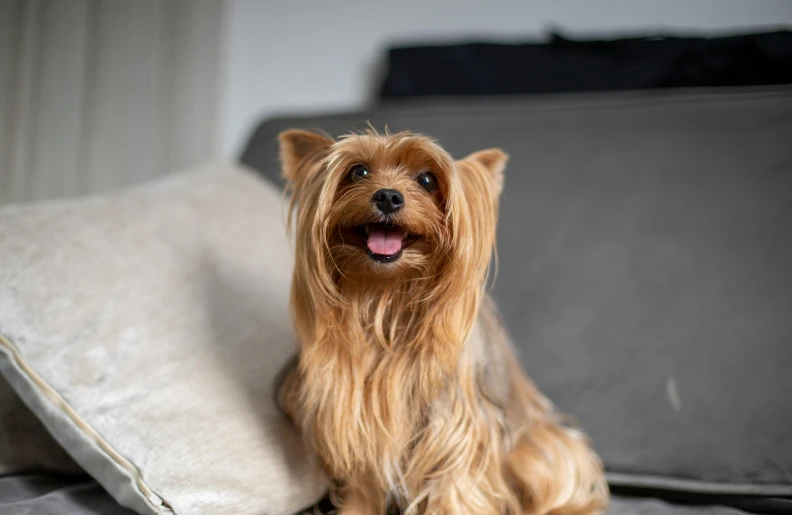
[461,148,508,195]
[278,129,334,182]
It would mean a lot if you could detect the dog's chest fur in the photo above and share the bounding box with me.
[299,302,515,500]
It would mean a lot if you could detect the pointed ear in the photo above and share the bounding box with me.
[278,129,334,182]
[462,148,508,195]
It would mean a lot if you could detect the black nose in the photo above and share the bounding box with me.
[372,188,404,214]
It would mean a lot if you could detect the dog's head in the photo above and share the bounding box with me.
[280,129,506,285]
[280,128,507,352]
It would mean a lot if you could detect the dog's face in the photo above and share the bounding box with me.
[280,129,507,285]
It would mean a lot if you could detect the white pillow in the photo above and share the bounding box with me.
[0,164,327,514]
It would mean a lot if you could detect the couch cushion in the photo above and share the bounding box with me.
[0,164,327,514]
[241,87,792,498]
[1,474,772,515]
[0,474,136,515]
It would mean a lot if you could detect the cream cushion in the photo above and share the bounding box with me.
[0,163,327,514]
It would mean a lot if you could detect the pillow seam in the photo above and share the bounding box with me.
[0,331,173,514]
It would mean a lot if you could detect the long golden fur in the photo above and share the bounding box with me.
[276,128,608,514]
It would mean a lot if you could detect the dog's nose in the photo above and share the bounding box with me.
[372,188,404,214]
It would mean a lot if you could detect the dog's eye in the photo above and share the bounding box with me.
[348,165,369,182]
[416,172,437,193]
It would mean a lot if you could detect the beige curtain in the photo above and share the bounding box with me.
[0,0,224,204]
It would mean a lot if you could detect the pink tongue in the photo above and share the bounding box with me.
[367,226,403,255]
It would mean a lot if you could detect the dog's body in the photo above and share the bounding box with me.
[277,129,608,514]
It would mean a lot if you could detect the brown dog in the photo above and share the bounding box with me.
[276,128,608,514]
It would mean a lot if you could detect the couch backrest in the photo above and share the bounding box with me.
[242,87,792,500]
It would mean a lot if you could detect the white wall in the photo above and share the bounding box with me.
[217,0,792,158]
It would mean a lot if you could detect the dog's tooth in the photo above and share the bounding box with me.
[364,225,370,235]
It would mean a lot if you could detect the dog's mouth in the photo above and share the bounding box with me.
[355,222,420,263]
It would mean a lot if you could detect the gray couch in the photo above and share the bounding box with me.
[3,86,791,514]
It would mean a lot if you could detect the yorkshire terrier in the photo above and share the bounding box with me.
[276,128,608,515]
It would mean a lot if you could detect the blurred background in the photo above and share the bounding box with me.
[1,0,791,204]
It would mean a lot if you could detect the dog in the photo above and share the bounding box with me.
[276,128,608,514]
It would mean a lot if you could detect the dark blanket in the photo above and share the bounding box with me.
[379,31,792,99]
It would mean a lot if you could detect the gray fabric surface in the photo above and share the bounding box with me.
[0,474,134,515]
[0,474,755,515]
[241,87,792,497]
[607,497,750,515]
